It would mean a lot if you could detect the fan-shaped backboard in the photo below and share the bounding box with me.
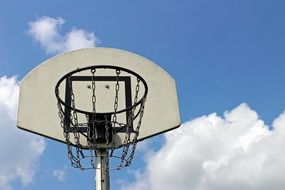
[17,48,180,147]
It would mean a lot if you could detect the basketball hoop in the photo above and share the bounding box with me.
[18,48,180,190]
[55,65,148,170]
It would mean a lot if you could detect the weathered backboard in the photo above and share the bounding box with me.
[17,48,180,147]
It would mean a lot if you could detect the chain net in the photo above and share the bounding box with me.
[55,65,147,170]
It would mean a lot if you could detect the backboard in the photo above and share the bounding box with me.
[17,48,180,148]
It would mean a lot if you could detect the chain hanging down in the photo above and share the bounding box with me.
[55,65,148,171]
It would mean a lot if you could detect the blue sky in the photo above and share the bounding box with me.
[1,0,285,190]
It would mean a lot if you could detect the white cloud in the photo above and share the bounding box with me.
[53,167,66,182]
[28,16,100,54]
[0,76,19,119]
[0,76,45,190]
[121,103,285,190]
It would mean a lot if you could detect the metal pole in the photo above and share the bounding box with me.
[96,149,110,190]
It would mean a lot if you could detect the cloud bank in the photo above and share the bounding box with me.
[28,16,100,54]
[0,76,45,190]
[121,104,285,190]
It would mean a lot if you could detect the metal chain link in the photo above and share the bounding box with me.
[91,68,96,113]
[125,99,146,166]
[117,77,145,169]
[56,77,80,169]
[105,114,110,145]
[112,69,120,123]
[69,77,85,169]
[110,69,120,152]
[90,69,97,150]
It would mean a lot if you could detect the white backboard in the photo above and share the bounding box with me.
[17,48,180,147]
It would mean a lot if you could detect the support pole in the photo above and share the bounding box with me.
[96,149,110,190]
